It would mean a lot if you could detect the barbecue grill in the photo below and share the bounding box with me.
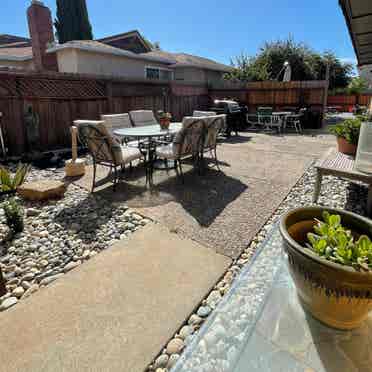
[210,99,243,137]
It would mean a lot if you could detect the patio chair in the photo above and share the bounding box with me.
[101,113,140,147]
[193,110,216,117]
[266,114,283,134]
[284,114,303,133]
[193,111,227,135]
[203,115,225,170]
[100,113,133,132]
[129,110,158,127]
[155,117,206,181]
[257,107,273,130]
[76,120,142,192]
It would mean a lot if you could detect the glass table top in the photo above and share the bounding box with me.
[113,122,182,138]
[172,225,372,372]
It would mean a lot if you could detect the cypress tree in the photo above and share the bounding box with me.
[54,0,93,44]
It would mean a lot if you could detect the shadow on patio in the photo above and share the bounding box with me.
[88,163,248,228]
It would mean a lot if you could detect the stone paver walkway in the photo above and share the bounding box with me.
[0,223,230,372]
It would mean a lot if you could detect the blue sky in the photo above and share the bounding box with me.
[2,0,356,67]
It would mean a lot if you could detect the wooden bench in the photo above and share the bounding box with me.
[313,148,372,216]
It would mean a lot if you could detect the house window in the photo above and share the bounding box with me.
[145,66,172,80]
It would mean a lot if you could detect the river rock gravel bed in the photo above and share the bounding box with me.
[146,164,367,372]
[0,166,151,310]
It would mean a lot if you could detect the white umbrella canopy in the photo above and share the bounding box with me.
[283,63,292,82]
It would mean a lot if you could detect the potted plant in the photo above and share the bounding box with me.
[157,110,172,130]
[329,118,361,156]
[280,206,372,330]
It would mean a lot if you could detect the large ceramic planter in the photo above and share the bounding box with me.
[337,136,357,156]
[280,206,372,330]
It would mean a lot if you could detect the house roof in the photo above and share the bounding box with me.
[0,34,31,46]
[97,30,152,52]
[47,40,172,64]
[144,51,232,72]
[0,34,33,61]
[339,0,372,66]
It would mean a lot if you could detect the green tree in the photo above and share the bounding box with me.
[347,76,368,95]
[225,37,353,89]
[54,0,93,43]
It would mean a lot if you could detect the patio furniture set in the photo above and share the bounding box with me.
[75,110,225,191]
[247,106,303,134]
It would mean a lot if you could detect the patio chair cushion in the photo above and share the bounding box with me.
[156,144,177,159]
[120,145,142,163]
[129,110,158,127]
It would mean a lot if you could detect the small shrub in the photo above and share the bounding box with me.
[307,211,372,271]
[0,164,30,192]
[2,198,24,233]
[329,118,361,145]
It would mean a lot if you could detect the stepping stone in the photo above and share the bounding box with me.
[17,180,66,201]
[0,223,231,372]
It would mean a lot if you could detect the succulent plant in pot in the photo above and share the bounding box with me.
[329,118,361,156]
[280,206,372,330]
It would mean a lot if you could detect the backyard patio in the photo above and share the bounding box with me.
[0,122,369,371]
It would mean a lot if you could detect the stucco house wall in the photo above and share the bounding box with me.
[56,49,171,79]
[174,67,224,83]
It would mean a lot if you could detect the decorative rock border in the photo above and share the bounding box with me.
[146,164,367,372]
[0,165,151,312]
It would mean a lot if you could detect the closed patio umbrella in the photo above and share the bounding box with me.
[283,63,292,82]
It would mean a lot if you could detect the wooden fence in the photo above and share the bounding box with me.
[0,71,210,155]
[210,80,328,113]
[327,94,372,112]
[0,73,330,156]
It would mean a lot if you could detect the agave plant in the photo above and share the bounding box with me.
[0,164,30,192]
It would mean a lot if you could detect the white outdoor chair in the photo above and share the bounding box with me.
[284,114,303,133]
[262,114,283,134]
[129,110,158,127]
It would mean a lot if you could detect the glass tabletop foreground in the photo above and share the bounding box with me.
[172,225,372,372]
[113,122,182,138]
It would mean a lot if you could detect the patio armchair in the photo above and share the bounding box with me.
[193,110,216,117]
[129,110,158,127]
[193,110,227,135]
[155,117,206,181]
[203,115,225,170]
[76,120,142,192]
[101,113,140,147]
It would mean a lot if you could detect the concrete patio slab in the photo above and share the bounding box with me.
[73,131,335,259]
[0,223,231,372]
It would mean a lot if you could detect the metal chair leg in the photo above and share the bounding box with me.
[213,148,221,171]
[113,166,118,192]
[178,159,185,183]
[92,161,97,193]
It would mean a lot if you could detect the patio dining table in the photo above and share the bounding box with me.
[113,122,183,186]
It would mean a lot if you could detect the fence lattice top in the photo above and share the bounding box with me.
[0,74,106,99]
